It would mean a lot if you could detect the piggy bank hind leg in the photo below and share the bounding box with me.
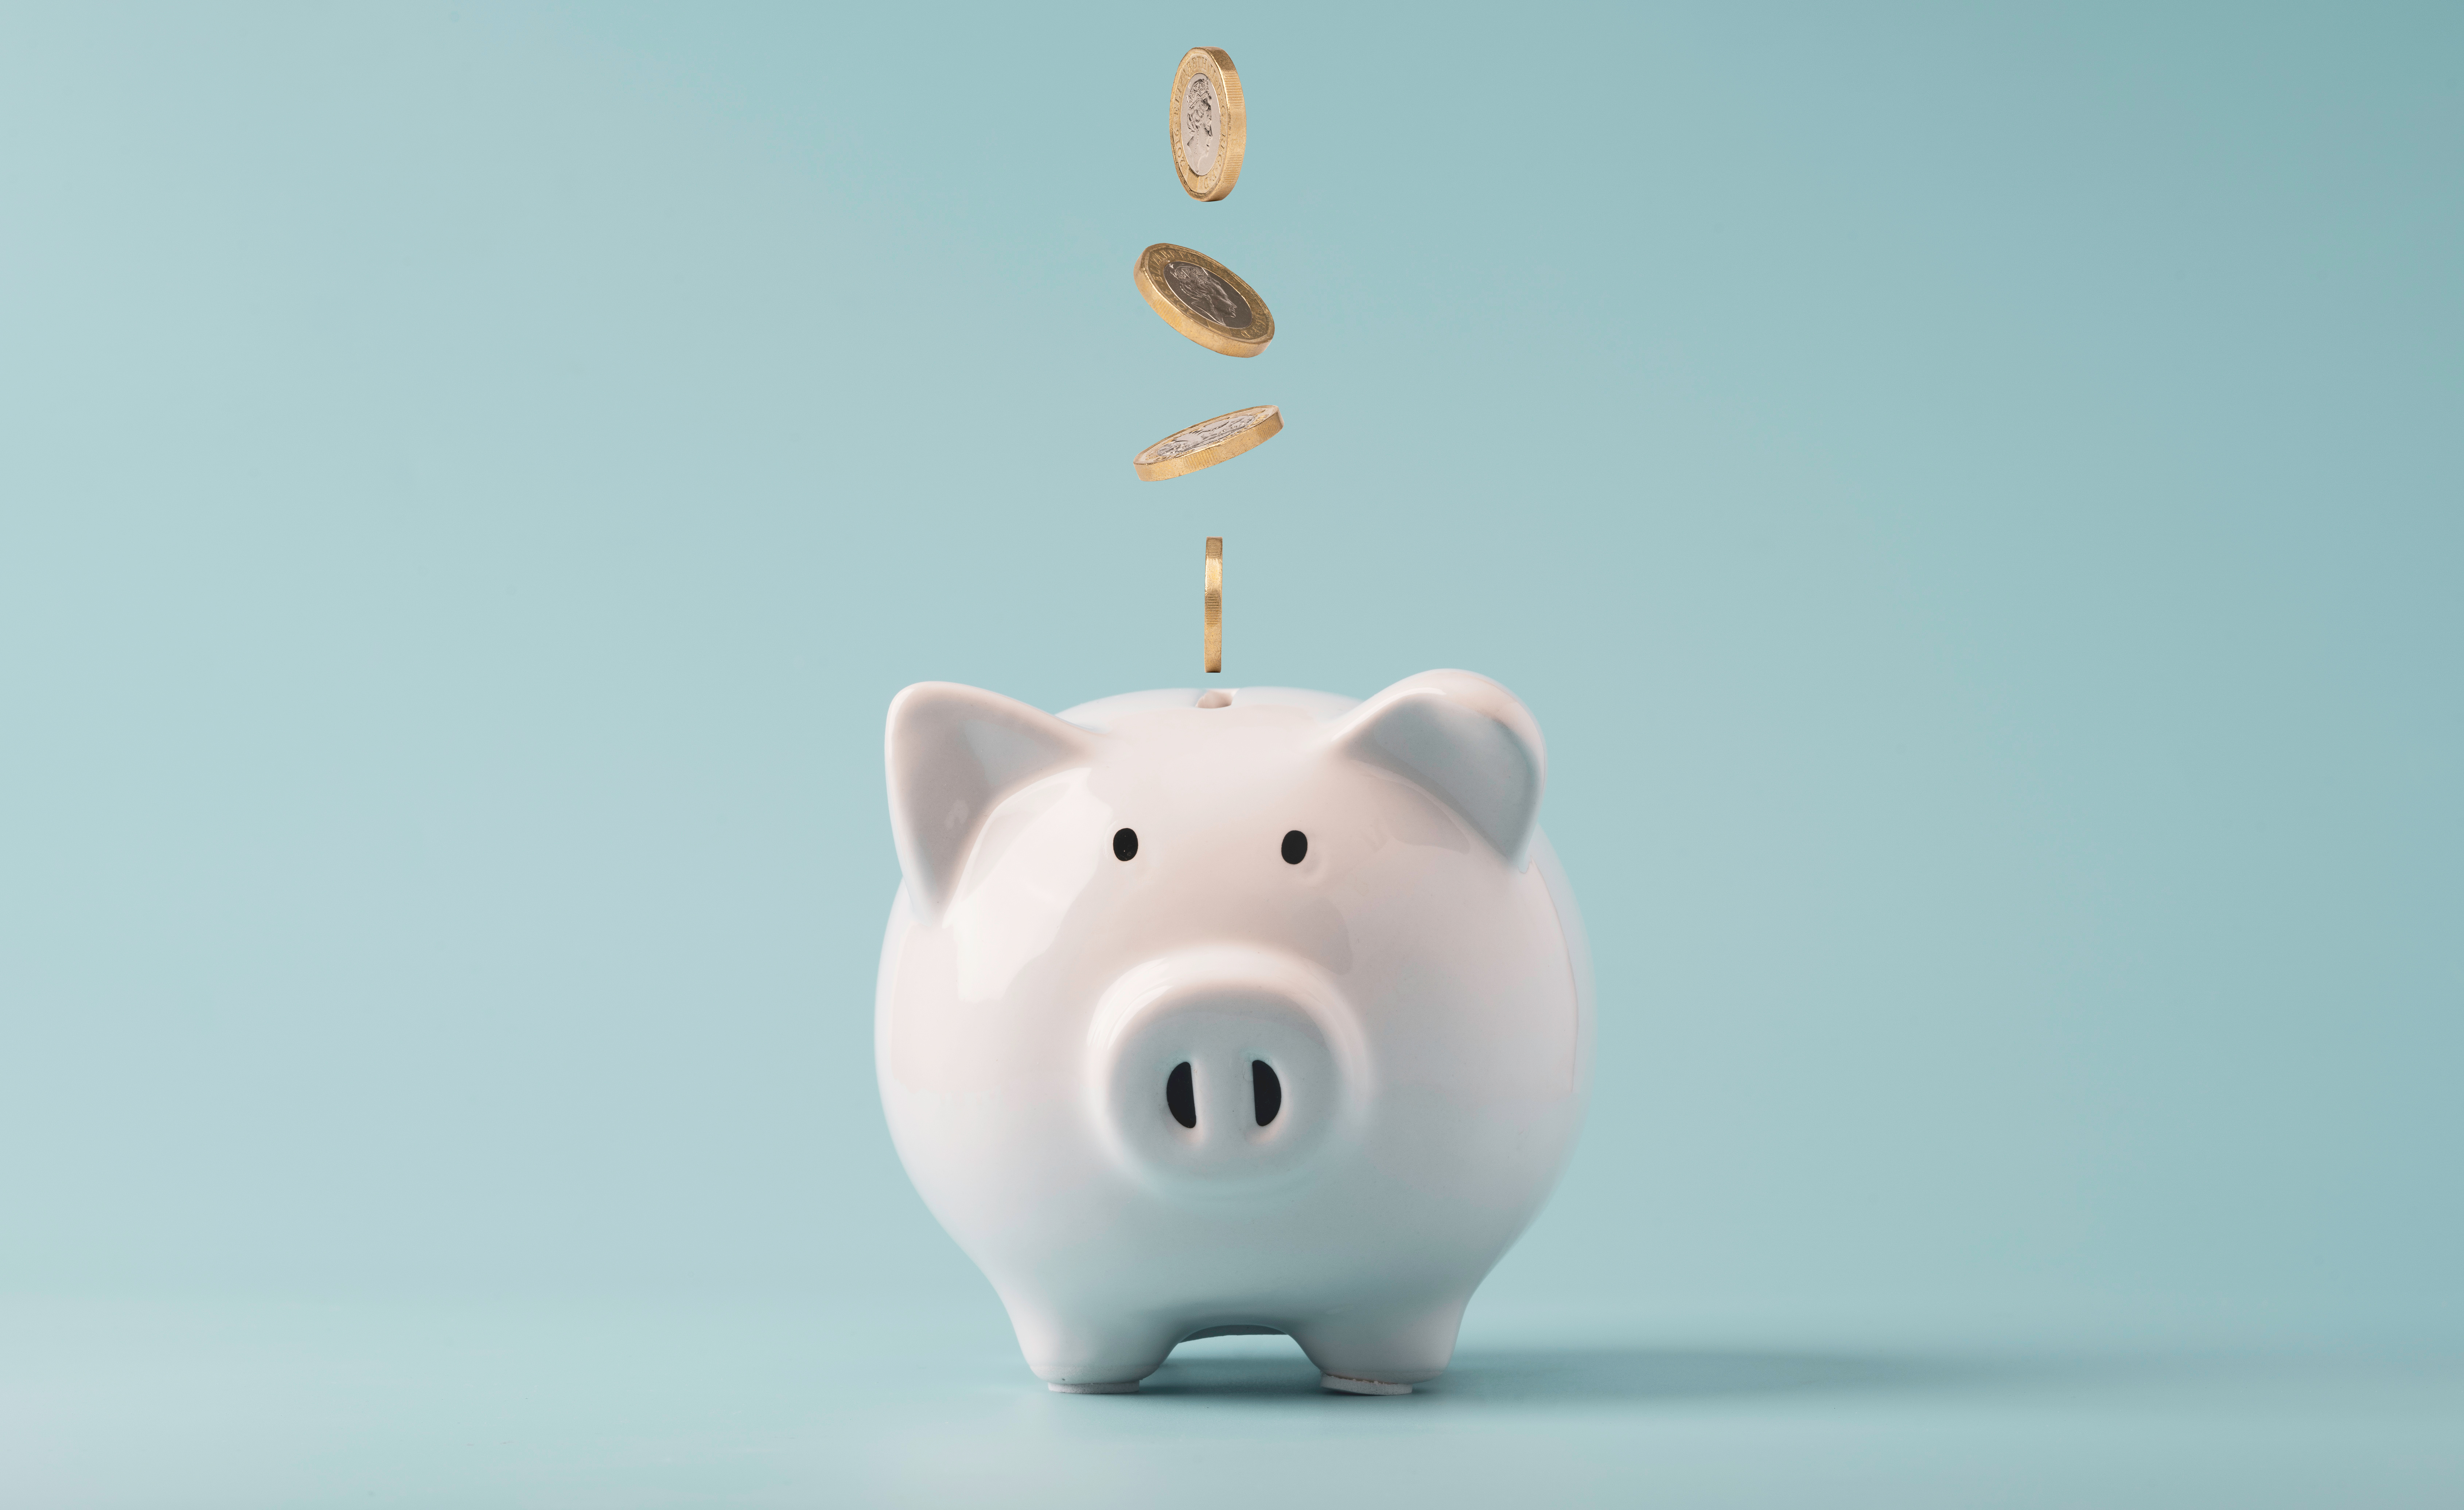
[1290,1295,1470,1396]
[1005,1299,1180,1394]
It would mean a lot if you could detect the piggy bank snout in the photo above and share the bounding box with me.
[1088,947,1362,1197]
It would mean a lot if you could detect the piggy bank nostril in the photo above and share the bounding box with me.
[1252,1061,1282,1126]
[1165,1062,1196,1129]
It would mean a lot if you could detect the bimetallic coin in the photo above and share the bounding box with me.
[1170,48,1246,201]
[1133,243,1274,358]
[1134,405,1283,481]
[1204,537,1223,674]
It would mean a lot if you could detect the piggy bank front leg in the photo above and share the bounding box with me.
[1290,1295,1471,1395]
[1005,1298,1180,1393]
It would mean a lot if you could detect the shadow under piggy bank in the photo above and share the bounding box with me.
[1137,1342,2030,1404]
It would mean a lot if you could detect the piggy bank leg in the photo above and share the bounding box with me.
[1006,1302,1177,1394]
[1291,1297,1469,1396]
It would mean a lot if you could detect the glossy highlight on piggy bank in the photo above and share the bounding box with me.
[876,670,1592,1394]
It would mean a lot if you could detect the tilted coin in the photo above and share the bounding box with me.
[1169,48,1245,201]
[1133,243,1274,358]
[1134,405,1282,481]
[1204,536,1223,673]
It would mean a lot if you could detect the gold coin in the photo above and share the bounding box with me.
[1169,48,1245,201]
[1133,243,1274,358]
[1134,405,1282,481]
[1204,537,1222,673]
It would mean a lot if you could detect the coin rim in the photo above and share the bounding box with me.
[1203,537,1223,673]
[1133,405,1283,482]
[1169,47,1245,202]
[1133,243,1275,358]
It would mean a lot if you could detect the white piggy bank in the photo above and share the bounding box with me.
[876,670,1592,1394]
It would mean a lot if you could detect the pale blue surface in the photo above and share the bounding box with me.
[9,1297,2464,1509]
[1,4,2457,1505]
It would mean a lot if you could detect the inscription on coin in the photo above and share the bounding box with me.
[1181,74,1219,174]
[1164,260,1252,329]
[1132,405,1282,480]
[1147,409,1260,462]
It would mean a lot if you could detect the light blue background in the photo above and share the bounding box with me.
[2,4,2457,1505]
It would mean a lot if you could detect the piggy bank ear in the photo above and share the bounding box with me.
[1333,670,1547,869]
[886,682,1099,924]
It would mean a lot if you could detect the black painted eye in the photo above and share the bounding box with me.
[1281,830,1307,865]
[1113,827,1138,861]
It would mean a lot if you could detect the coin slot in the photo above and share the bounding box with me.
[1252,1061,1281,1127]
[1113,828,1138,861]
[1166,1062,1197,1129]
[1281,830,1308,865]
[1196,690,1233,709]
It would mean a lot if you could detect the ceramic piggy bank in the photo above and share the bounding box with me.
[876,670,1592,1394]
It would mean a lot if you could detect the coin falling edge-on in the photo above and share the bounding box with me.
[1203,537,1223,674]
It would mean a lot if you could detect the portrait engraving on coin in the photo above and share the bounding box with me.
[1181,74,1219,174]
[1145,409,1263,462]
[1163,260,1252,329]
